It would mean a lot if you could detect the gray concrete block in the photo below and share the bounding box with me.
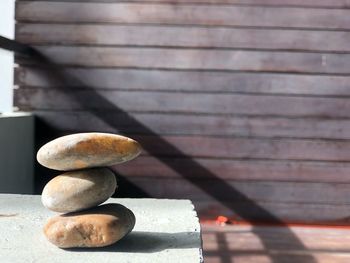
[0,194,203,263]
[0,113,34,194]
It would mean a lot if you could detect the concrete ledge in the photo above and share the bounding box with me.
[0,194,203,263]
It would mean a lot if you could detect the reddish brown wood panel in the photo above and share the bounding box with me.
[196,201,350,224]
[14,0,350,223]
[15,67,350,96]
[117,135,350,161]
[115,173,350,223]
[14,88,350,118]
[29,111,350,140]
[202,224,350,263]
[113,156,350,183]
[16,24,350,52]
[17,0,350,9]
[16,46,350,74]
[121,176,350,205]
[16,2,350,30]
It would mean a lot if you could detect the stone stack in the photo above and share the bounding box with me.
[37,133,142,248]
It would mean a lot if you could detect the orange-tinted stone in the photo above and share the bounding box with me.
[37,133,141,171]
[44,204,135,248]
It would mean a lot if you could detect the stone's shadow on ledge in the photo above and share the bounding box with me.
[65,231,200,253]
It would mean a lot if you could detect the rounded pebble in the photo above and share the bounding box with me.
[44,204,136,248]
[37,133,141,171]
[42,168,117,213]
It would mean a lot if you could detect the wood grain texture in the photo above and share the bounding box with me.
[202,224,350,251]
[196,200,350,223]
[113,156,350,183]
[15,2,350,30]
[202,224,350,263]
[15,67,350,96]
[16,46,350,74]
[27,109,350,161]
[14,88,350,118]
[16,24,350,52]
[14,0,350,223]
[131,135,350,161]
[16,0,350,9]
[30,111,350,140]
[121,176,350,205]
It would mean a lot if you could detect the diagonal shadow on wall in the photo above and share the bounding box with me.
[5,39,317,262]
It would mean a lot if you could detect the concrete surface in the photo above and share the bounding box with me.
[0,113,34,194]
[0,194,203,263]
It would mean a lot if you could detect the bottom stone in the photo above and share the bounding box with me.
[44,204,136,248]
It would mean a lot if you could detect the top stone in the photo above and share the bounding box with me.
[37,133,141,171]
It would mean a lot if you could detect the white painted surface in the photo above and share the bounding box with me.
[0,195,203,263]
[0,0,15,113]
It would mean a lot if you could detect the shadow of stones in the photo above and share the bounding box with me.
[3,38,317,263]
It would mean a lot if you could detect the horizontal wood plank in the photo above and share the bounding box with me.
[16,2,350,30]
[16,24,350,52]
[202,224,350,263]
[15,67,350,96]
[14,88,350,118]
[16,0,350,9]
[121,176,350,205]
[133,135,350,161]
[31,111,350,140]
[202,224,350,251]
[16,46,350,74]
[15,0,350,225]
[28,118,350,161]
[41,133,350,161]
[113,156,350,183]
[196,201,350,224]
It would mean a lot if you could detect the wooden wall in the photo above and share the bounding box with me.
[14,0,350,224]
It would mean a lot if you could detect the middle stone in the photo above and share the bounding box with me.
[42,168,117,213]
